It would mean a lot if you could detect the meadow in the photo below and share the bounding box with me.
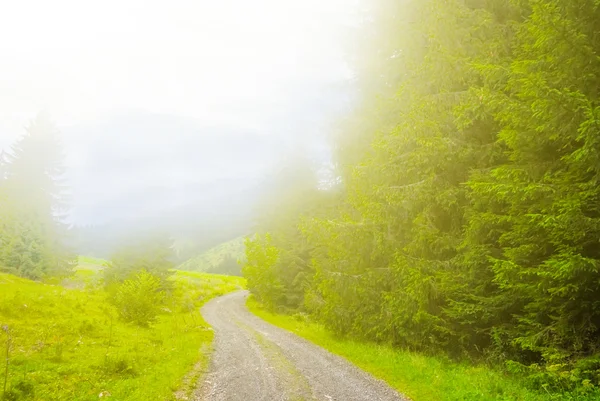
[0,269,244,401]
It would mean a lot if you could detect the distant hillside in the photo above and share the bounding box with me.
[76,255,109,271]
[64,111,278,260]
[177,237,246,276]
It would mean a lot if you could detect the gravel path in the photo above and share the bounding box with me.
[196,290,407,401]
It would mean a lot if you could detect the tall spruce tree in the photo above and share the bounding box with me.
[0,115,73,279]
[465,0,600,364]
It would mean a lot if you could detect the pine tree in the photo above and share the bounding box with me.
[0,115,73,279]
[242,0,600,392]
[465,0,600,365]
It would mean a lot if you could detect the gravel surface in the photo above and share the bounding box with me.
[196,290,407,401]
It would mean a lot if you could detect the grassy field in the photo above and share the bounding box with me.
[0,270,244,401]
[247,297,590,401]
[61,256,110,289]
[75,256,108,271]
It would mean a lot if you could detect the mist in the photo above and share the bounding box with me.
[0,0,358,256]
[2,1,600,400]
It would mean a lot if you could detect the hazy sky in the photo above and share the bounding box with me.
[0,0,358,226]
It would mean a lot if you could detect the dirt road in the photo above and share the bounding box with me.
[196,291,407,401]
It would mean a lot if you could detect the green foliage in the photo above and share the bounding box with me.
[104,236,174,288]
[243,152,342,311]
[205,254,241,276]
[170,270,246,306]
[243,0,600,397]
[462,0,600,369]
[76,256,108,271]
[111,270,165,327]
[242,234,283,310]
[177,237,245,275]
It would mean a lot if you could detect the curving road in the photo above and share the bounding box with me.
[196,291,407,401]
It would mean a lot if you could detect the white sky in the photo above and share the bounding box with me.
[0,0,355,139]
[0,0,358,225]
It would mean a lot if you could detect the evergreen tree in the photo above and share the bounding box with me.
[243,0,600,392]
[0,115,73,279]
[465,0,600,365]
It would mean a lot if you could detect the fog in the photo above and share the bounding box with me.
[0,0,359,255]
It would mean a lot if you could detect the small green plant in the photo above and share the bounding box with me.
[15,381,34,398]
[52,338,64,362]
[103,356,137,377]
[111,270,165,327]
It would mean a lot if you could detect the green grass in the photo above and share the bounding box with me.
[60,256,110,289]
[247,297,589,401]
[0,271,245,401]
[170,270,245,304]
[75,256,108,271]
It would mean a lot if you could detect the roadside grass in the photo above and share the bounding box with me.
[247,297,590,401]
[0,271,245,401]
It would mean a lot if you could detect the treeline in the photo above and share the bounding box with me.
[244,0,600,393]
[0,116,74,280]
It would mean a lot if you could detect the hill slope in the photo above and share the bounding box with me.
[177,237,246,276]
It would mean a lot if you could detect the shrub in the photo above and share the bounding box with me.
[111,270,164,327]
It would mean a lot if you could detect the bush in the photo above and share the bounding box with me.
[111,270,164,327]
